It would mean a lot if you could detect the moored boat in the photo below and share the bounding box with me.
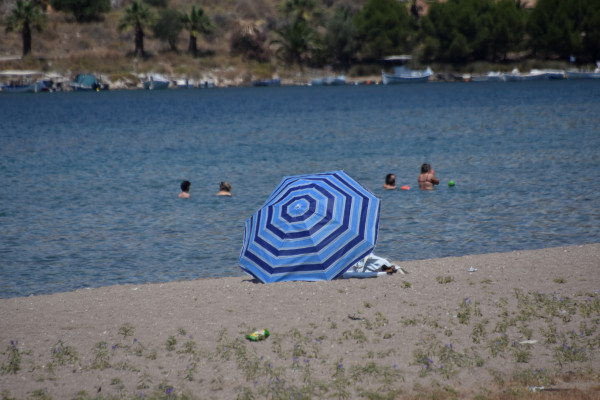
[381,55,432,84]
[252,78,281,87]
[381,66,432,84]
[503,68,564,81]
[310,75,346,86]
[142,73,170,90]
[566,63,600,79]
[0,70,47,93]
[470,71,505,82]
[70,74,107,91]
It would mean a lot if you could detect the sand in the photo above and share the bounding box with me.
[1,244,599,399]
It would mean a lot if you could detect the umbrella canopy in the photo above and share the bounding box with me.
[239,171,380,283]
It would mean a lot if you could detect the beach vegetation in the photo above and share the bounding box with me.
[28,388,52,399]
[554,277,566,284]
[49,340,79,368]
[471,320,488,344]
[165,336,177,351]
[1,389,17,400]
[436,275,453,284]
[401,281,411,289]
[1,341,22,375]
[512,343,532,363]
[91,341,111,370]
[118,323,135,339]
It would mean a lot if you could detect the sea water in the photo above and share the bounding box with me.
[1,80,599,298]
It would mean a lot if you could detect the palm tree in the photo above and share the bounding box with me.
[4,0,45,57]
[271,19,319,67]
[118,1,153,57]
[181,5,212,57]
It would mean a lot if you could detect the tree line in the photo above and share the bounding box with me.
[4,0,600,69]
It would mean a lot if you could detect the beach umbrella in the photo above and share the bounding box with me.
[239,171,380,283]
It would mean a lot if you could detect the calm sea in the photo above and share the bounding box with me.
[1,80,599,298]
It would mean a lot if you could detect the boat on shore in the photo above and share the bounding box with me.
[142,73,170,90]
[380,55,432,84]
[382,66,432,84]
[470,71,505,82]
[503,68,565,81]
[251,78,281,87]
[310,75,346,86]
[70,74,107,91]
[0,70,47,93]
[566,63,600,79]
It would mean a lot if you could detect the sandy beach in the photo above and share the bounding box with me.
[1,244,599,399]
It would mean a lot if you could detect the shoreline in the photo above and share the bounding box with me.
[1,243,599,399]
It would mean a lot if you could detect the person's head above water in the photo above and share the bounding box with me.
[180,180,191,192]
[385,173,395,185]
[421,163,432,173]
[219,181,231,192]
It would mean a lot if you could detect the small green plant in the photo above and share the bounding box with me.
[111,377,122,385]
[118,323,135,338]
[28,388,52,400]
[471,320,488,343]
[183,362,197,381]
[487,334,509,358]
[91,341,111,370]
[554,341,589,366]
[50,339,79,367]
[553,277,566,284]
[512,342,531,363]
[457,297,472,325]
[177,327,187,336]
[165,336,177,351]
[363,301,372,308]
[411,348,434,377]
[401,281,411,288]
[349,328,367,344]
[512,367,552,387]
[1,341,21,374]
[436,275,454,284]
[179,340,197,355]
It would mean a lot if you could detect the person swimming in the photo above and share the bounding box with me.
[179,180,191,198]
[418,164,439,190]
[216,181,232,196]
[383,173,396,190]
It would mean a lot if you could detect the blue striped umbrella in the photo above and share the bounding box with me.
[239,171,380,283]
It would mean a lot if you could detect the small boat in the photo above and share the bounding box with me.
[566,70,600,79]
[380,55,432,84]
[0,70,47,93]
[252,78,281,87]
[381,66,432,84]
[503,68,564,81]
[470,71,506,82]
[175,78,195,88]
[142,73,170,90]
[70,74,107,91]
[566,63,600,79]
[311,75,346,86]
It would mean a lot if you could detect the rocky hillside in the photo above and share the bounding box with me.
[0,0,378,84]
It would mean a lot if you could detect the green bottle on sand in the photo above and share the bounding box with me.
[246,329,270,341]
